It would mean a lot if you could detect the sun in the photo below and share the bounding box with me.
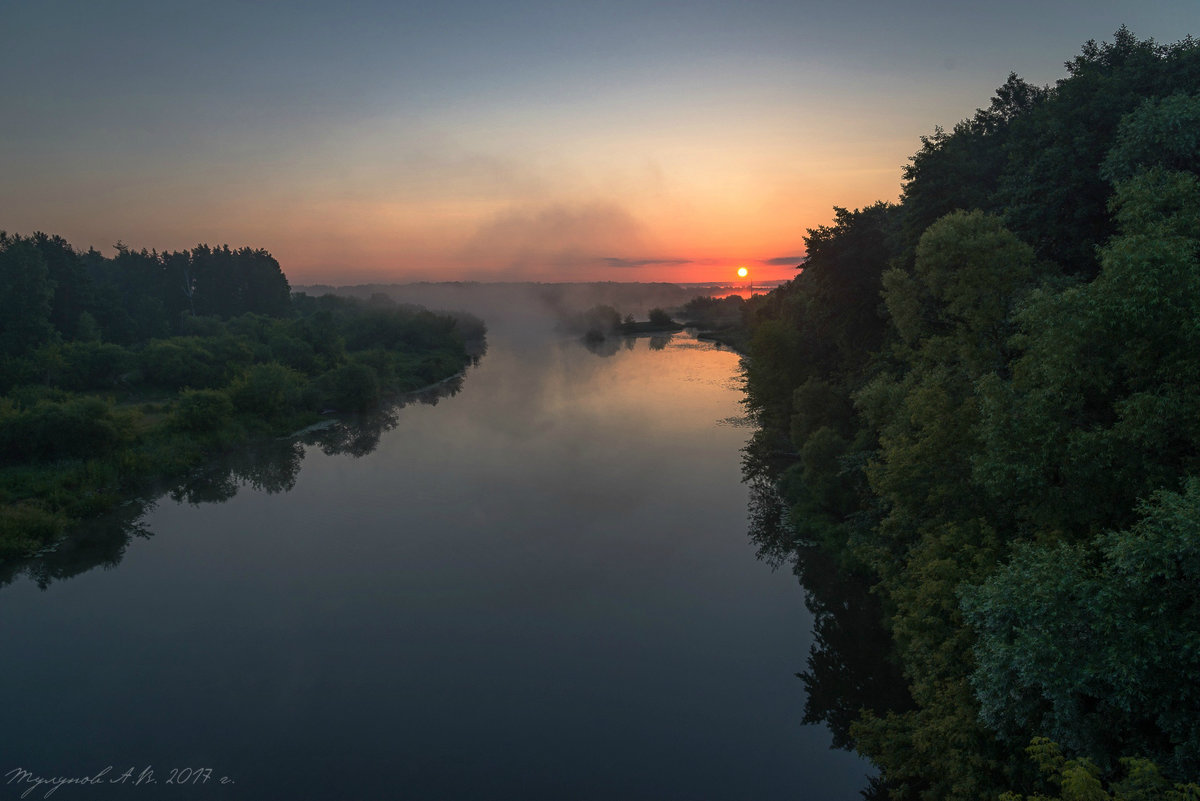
[736,266,748,278]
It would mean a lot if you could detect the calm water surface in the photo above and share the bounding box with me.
[0,323,871,800]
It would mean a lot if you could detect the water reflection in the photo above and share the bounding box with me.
[172,439,304,506]
[580,333,676,357]
[795,542,913,751]
[0,504,151,591]
[0,376,465,591]
[744,443,913,793]
[1,326,873,801]
[582,334,621,357]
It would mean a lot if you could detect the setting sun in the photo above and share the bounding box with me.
[737,266,749,278]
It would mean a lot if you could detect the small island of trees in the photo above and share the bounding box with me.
[565,304,685,343]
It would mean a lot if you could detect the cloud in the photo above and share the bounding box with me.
[764,255,806,266]
[461,201,652,274]
[601,257,691,269]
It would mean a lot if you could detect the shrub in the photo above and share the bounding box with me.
[44,341,133,391]
[173,389,236,433]
[325,363,381,413]
[140,338,223,389]
[0,504,67,557]
[0,397,131,464]
[268,334,316,371]
[228,363,304,420]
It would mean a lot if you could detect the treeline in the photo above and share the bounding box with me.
[561,304,687,342]
[0,233,484,558]
[0,233,292,353]
[560,296,746,344]
[740,29,1200,799]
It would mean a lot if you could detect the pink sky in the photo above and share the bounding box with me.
[3,3,1196,285]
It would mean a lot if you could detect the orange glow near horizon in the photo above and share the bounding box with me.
[274,249,804,287]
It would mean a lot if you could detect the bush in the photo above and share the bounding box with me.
[228,363,304,420]
[173,389,236,433]
[42,341,133,391]
[0,504,67,557]
[0,397,131,464]
[178,314,226,338]
[140,338,223,390]
[268,334,317,372]
[324,363,381,413]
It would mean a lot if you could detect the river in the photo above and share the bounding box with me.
[0,316,872,800]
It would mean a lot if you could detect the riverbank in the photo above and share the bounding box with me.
[0,296,484,561]
[692,327,750,354]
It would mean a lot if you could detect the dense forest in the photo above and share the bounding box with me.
[739,29,1200,799]
[0,234,484,559]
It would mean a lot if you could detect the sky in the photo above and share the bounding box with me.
[2,1,1198,285]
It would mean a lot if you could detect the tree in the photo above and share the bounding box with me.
[974,167,1200,537]
[995,29,1200,276]
[901,74,1046,257]
[317,362,381,413]
[173,389,236,433]
[0,234,56,356]
[964,481,1200,779]
[999,738,1200,801]
[228,363,305,421]
[30,232,96,339]
[1101,93,1200,183]
[575,304,621,340]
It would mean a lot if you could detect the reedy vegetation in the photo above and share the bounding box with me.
[740,28,1200,799]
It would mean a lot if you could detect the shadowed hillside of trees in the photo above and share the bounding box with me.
[0,235,484,559]
[739,28,1200,799]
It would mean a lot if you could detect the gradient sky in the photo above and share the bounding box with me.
[2,1,1198,285]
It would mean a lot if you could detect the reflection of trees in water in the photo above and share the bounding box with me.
[1,376,465,591]
[582,335,622,357]
[745,473,795,567]
[309,376,461,457]
[743,444,912,788]
[794,543,913,749]
[580,334,674,356]
[0,504,152,591]
[172,439,305,505]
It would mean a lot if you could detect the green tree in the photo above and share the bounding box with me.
[974,167,1200,537]
[900,73,1046,256]
[313,362,382,413]
[996,28,1200,275]
[172,388,236,433]
[844,212,1046,798]
[228,363,305,421]
[0,234,56,356]
[187,244,292,319]
[1101,93,1200,183]
[965,482,1200,778]
[30,232,96,339]
[1000,738,1200,801]
[140,339,225,390]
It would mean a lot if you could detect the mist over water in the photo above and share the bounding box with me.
[0,296,870,800]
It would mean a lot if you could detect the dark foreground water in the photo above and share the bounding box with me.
[0,323,871,800]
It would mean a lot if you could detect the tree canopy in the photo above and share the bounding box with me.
[740,29,1200,799]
